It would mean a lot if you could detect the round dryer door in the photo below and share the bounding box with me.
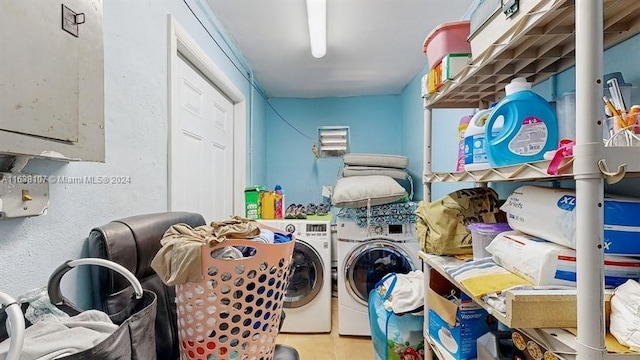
[284,239,324,308]
[344,240,414,305]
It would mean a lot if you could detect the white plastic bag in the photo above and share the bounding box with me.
[610,279,640,351]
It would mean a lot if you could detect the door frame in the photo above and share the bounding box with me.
[167,15,247,216]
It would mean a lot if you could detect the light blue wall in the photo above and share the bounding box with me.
[250,87,269,186]
[0,0,264,305]
[264,96,402,205]
[400,66,425,200]
[400,64,477,201]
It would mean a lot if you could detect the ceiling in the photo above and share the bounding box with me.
[205,0,475,98]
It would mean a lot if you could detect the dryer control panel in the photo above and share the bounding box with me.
[337,219,416,242]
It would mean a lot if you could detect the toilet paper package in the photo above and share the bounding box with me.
[486,231,640,287]
[501,185,640,256]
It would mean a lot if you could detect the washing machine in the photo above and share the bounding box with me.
[258,219,332,333]
[337,219,420,336]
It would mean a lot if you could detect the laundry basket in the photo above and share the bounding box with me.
[0,291,25,360]
[175,235,295,360]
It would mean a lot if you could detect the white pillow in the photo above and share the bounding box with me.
[342,166,408,180]
[332,175,407,208]
[343,153,409,169]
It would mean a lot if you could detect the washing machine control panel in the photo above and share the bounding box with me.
[368,223,414,238]
[284,222,329,238]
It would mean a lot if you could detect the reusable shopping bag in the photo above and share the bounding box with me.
[0,259,158,360]
[368,272,425,360]
[416,187,501,255]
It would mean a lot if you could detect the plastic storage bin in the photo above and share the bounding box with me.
[467,222,511,260]
[422,21,471,70]
[175,233,295,360]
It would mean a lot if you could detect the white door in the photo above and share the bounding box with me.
[170,54,234,222]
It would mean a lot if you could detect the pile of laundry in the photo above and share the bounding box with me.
[376,271,425,315]
[151,216,292,286]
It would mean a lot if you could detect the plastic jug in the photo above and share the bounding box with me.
[485,78,559,167]
[456,115,473,172]
[463,108,499,171]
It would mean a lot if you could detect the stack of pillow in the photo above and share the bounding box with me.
[332,153,413,209]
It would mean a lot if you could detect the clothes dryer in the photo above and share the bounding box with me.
[258,219,332,333]
[337,219,420,336]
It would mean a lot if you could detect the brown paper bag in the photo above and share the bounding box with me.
[416,187,501,255]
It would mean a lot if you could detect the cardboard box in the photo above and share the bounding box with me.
[244,186,265,219]
[428,270,496,360]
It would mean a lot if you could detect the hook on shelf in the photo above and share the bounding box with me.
[597,159,627,184]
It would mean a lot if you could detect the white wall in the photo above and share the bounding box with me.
[0,0,254,306]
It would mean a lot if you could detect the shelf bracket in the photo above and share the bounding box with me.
[597,159,626,184]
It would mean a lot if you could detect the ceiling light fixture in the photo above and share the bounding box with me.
[306,0,326,58]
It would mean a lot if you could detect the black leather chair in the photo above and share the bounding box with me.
[86,211,299,360]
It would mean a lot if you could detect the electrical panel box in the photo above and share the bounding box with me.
[0,0,105,162]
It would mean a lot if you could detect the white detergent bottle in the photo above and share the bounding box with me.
[485,77,559,167]
[463,107,502,171]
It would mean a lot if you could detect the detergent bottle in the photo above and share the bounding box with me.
[484,77,559,167]
[463,107,501,171]
[456,115,473,172]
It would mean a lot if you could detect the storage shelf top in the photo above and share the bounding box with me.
[425,146,640,184]
[424,0,640,109]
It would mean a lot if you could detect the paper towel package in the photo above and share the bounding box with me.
[501,185,640,256]
[486,231,640,287]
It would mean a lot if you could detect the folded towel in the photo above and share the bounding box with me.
[445,258,532,298]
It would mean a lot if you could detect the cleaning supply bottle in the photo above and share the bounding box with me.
[484,77,559,167]
[463,108,499,171]
[274,185,284,219]
[456,115,473,172]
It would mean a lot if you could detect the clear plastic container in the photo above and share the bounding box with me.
[556,91,576,141]
[467,222,512,260]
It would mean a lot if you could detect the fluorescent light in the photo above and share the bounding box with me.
[306,0,326,58]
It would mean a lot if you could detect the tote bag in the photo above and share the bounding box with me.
[0,259,157,360]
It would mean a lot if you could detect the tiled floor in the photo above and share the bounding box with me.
[276,298,374,360]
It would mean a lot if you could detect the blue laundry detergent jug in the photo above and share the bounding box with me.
[485,78,559,167]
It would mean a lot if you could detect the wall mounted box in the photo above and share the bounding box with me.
[0,173,49,219]
[0,0,105,162]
